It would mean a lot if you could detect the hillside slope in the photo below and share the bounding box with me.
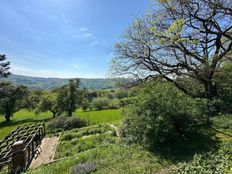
[0,74,115,90]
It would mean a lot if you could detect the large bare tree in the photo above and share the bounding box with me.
[111,0,232,99]
[0,54,10,78]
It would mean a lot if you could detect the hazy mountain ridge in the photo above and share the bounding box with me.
[0,74,115,90]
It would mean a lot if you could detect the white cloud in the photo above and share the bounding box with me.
[73,32,92,39]
[79,27,88,32]
[89,40,99,47]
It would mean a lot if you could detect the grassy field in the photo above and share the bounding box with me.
[0,109,122,140]
[74,109,122,125]
[0,110,52,139]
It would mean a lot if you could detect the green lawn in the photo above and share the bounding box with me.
[0,109,122,140]
[0,110,52,139]
[74,109,122,125]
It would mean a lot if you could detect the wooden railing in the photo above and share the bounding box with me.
[0,122,45,174]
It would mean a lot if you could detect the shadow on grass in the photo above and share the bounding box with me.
[0,117,52,128]
[151,128,221,163]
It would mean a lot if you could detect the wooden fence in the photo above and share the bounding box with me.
[0,122,45,174]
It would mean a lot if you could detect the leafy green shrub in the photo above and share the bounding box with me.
[120,82,206,147]
[195,98,219,116]
[91,98,110,110]
[178,142,232,174]
[211,115,232,130]
[114,90,128,99]
[214,63,232,113]
[108,99,120,109]
[70,162,97,174]
[119,97,137,107]
[47,116,87,131]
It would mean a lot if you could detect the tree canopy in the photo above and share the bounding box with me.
[36,92,59,117]
[56,78,82,116]
[0,54,10,78]
[112,0,232,99]
[0,82,28,122]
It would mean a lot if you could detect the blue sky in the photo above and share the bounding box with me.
[0,0,150,78]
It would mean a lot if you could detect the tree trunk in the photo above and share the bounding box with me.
[204,80,217,99]
[5,113,11,122]
[52,112,56,118]
[172,121,184,137]
[68,110,72,117]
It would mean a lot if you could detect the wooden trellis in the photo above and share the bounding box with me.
[0,122,45,174]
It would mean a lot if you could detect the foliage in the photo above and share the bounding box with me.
[108,99,120,109]
[111,0,232,99]
[56,79,82,116]
[119,81,206,147]
[176,77,204,98]
[195,98,219,116]
[47,116,87,132]
[119,97,137,108]
[114,90,128,99]
[36,92,59,117]
[81,98,91,112]
[0,82,28,122]
[26,89,44,110]
[0,54,10,78]
[211,115,232,130]
[177,142,232,174]
[70,162,97,174]
[91,98,110,110]
[214,63,232,113]
[80,88,91,111]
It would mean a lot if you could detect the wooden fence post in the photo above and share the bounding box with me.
[11,141,25,174]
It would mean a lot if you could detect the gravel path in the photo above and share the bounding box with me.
[29,136,59,169]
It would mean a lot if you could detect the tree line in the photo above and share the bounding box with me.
[0,56,134,122]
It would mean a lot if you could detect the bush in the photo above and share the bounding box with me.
[211,115,232,130]
[213,63,232,113]
[177,142,232,174]
[70,162,97,174]
[114,90,128,99]
[108,99,120,109]
[119,97,137,107]
[120,82,206,147]
[91,97,110,110]
[47,116,87,131]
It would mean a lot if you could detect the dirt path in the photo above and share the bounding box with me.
[108,124,120,137]
[29,136,59,169]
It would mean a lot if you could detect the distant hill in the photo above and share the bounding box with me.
[0,74,115,90]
